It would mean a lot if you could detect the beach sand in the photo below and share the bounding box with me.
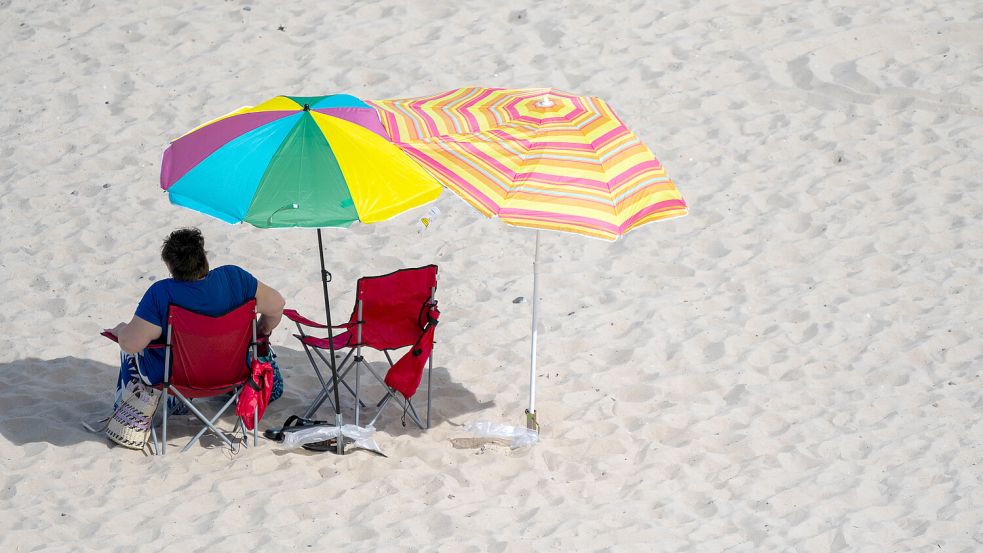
[0,0,980,550]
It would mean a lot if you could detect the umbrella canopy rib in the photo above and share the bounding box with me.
[166,114,303,224]
[244,113,358,228]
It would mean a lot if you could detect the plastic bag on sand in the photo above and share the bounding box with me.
[281,424,383,455]
[464,420,539,449]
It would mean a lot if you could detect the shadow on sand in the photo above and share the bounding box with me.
[0,346,492,448]
[263,345,494,437]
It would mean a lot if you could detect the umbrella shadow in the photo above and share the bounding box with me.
[0,356,118,447]
[265,345,493,434]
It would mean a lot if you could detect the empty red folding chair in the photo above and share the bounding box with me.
[155,300,260,453]
[284,265,439,429]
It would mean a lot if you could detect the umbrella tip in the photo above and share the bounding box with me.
[303,104,311,111]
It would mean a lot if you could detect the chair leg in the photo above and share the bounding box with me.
[301,341,329,390]
[362,358,426,428]
[406,400,424,429]
[314,347,432,430]
[315,349,364,406]
[232,416,245,447]
[355,354,362,426]
[179,390,236,452]
[303,357,349,418]
[304,372,345,419]
[367,394,391,427]
[304,388,331,420]
[149,396,162,455]
[363,362,390,389]
[303,351,365,419]
[149,425,159,456]
[367,352,399,427]
[427,354,433,429]
[162,389,169,455]
[368,387,425,430]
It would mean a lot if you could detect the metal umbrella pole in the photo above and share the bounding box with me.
[526,230,541,432]
[316,228,345,455]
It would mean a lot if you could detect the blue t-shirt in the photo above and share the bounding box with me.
[134,265,258,383]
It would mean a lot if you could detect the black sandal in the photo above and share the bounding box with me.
[263,415,328,442]
[302,436,352,454]
[302,436,387,457]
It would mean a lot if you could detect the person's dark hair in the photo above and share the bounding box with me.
[161,228,209,281]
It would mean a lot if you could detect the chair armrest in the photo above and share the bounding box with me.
[101,330,166,349]
[296,331,352,351]
[283,308,347,330]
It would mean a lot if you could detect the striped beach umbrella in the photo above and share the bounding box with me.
[160,94,441,450]
[369,87,687,241]
[371,87,687,432]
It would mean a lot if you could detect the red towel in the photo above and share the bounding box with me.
[385,304,439,399]
[237,357,273,430]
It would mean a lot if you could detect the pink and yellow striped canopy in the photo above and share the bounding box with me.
[370,87,687,240]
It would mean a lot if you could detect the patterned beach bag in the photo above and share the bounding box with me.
[106,380,161,450]
[262,345,283,403]
[256,340,283,403]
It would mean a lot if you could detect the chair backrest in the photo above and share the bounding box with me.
[349,265,438,351]
[166,300,256,393]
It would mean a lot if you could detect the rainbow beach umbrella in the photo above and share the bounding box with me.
[162,94,439,228]
[160,94,441,448]
[371,87,687,431]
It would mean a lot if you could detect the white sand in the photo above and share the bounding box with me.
[1,0,981,550]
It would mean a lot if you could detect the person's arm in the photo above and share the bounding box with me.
[109,316,163,354]
[255,281,285,337]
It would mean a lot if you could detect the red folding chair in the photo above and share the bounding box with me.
[106,300,261,454]
[284,265,439,429]
[159,300,261,453]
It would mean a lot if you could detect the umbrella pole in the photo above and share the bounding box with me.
[526,230,541,432]
[316,228,345,455]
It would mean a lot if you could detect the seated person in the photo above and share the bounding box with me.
[107,228,285,409]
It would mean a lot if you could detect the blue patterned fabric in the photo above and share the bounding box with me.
[258,345,283,403]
